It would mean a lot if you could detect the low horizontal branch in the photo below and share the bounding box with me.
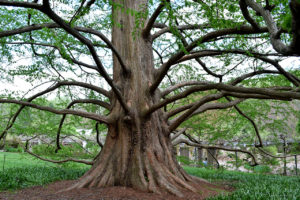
[25,149,94,165]
[0,99,110,124]
[173,138,258,166]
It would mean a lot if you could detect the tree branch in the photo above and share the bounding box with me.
[152,23,211,40]
[25,148,94,165]
[150,25,268,93]
[170,128,187,141]
[0,1,130,113]
[172,138,258,166]
[244,0,300,55]
[225,96,263,147]
[142,0,170,38]
[239,0,261,30]
[55,99,110,152]
[0,81,110,141]
[0,99,110,124]
[169,93,224,132]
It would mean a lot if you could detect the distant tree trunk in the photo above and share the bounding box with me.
[0,133,6,150]
[207,149,217,167]
[197,147,203,167]
[283,137,287,175]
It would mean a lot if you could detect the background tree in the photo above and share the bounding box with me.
[0,0,299,197]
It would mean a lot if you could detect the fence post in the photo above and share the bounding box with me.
[295,155,298,176]
[235,151,238,170]
[2,154,6,171]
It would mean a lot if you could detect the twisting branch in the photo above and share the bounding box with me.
[257,147,300,158]
[55,99,110,152]
[152,23,211,40]
[25,147,94,165]
[0,0,130,113]
[0,99,110,124]
[169,93,224,132]
[41,1,129,112]
[244,0,300,55]
[170,128,187,141]
[150,25,268,93]
[0,23,128,73]
[145,83,219,116]
[239,0,261,30]
[161,81,205,97]
[169,98,245,121]
[172,138,258,166]
[0,81,110,141]
[174,19,223,81]
[7,41,100,71]
[225,96,263,147]
[177,49,282,64]
[69,0,97,24]
[142,0,170,38]
[148,79,299,118]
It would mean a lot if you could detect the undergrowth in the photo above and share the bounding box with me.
[184,166,300,200]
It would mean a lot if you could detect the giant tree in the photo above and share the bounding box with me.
[0,0,300,197]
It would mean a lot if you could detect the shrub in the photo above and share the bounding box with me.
[4,146,24,153]
[176,156,192,165]
[253,165,272,174]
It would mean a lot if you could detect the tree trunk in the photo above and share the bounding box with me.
[0,133,6,150]
[207,149,217,168]
[67,0,204,196]
[197,147,203,167]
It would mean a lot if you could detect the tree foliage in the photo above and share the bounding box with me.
[0,0,299,197]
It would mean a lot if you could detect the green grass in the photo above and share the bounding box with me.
[1,153,300,200]
[0,152,89,191]
[184,166,300,200]
[0,152,56,169]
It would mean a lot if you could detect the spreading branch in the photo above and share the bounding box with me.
[172,138,258,166]
[0,99,110,124]
[142,0,170,38]
[150,25,268,93]
[25,148,94,165]
[0,81,110,141]
[244,0,300,55]
[225,96,263,147]
[55,99,110,152]
[0,0,130,113]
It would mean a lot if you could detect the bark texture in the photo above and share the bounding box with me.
[68,0,201,196]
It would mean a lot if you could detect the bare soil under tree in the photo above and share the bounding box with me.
[0,180,232,200]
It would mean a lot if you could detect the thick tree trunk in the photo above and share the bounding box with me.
[70,116,198,196]
[68,0,205,196]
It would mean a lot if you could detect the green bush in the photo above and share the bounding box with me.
[4,146,24,153]
[184,166,300,200]
[253,165,272,174]
[176,156,192,165]
[32,144,56,156]
[31,144,98,159]
[0,166,88,191]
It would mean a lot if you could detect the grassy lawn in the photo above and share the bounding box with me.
[0,152,89,191]
[1,152,300,199]
[184,166,300,200]
[0,152,57,169]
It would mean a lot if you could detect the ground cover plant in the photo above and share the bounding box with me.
[185,166,300,200]
[1,153,300,199]
[0,0,300,198]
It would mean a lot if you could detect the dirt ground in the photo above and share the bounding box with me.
[0,179,232,200]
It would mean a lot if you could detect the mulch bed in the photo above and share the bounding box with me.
[0,179,232,200]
